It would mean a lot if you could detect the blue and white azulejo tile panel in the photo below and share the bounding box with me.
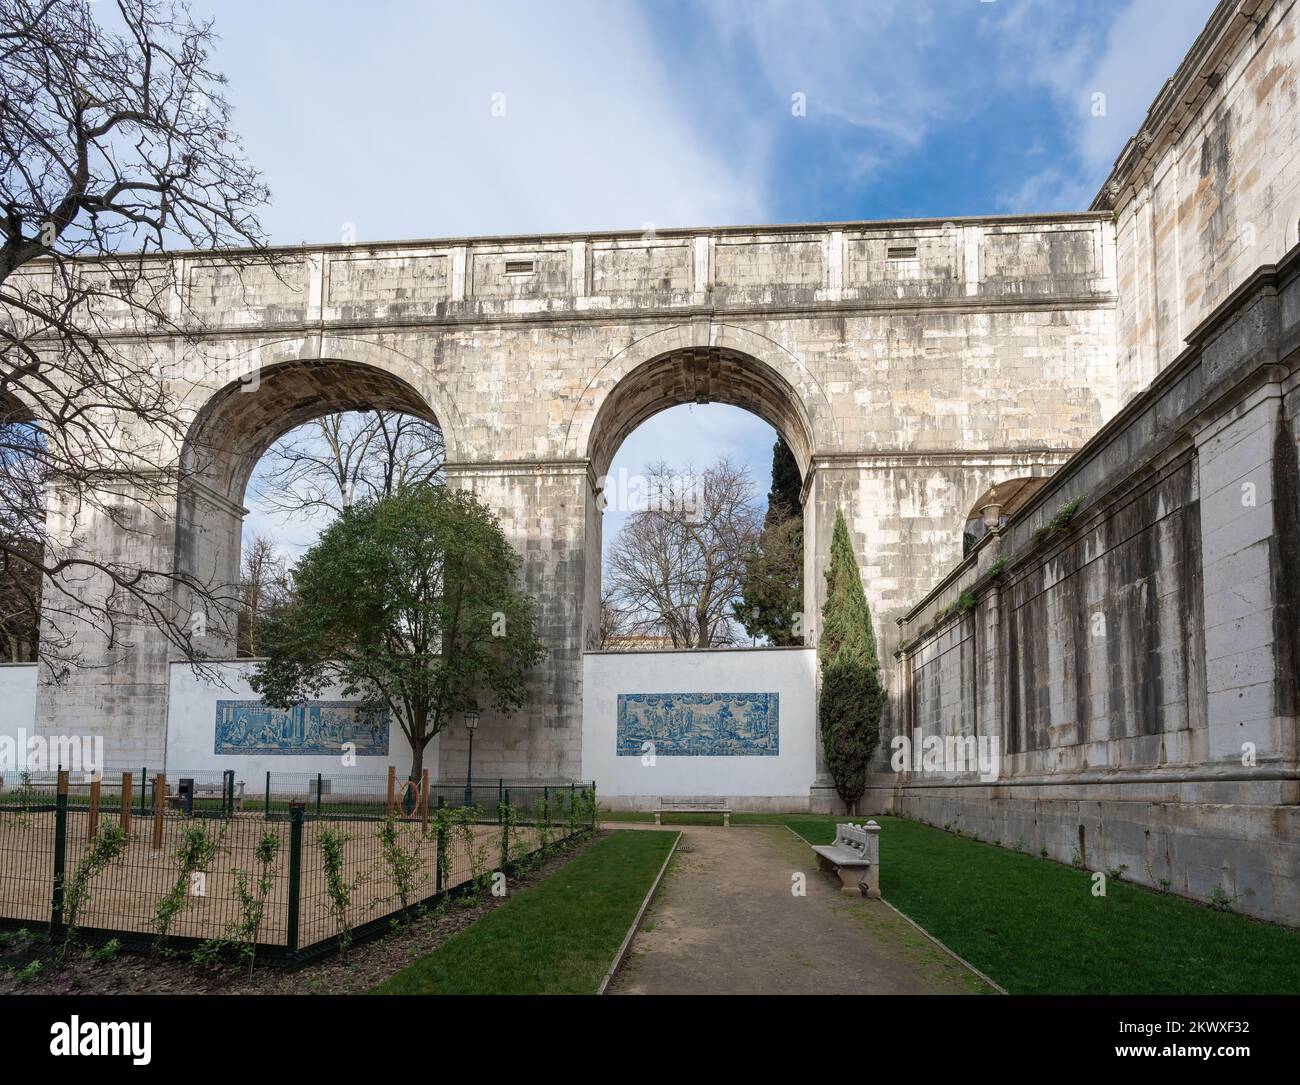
[214,700,389,756]
[616,692,779,756]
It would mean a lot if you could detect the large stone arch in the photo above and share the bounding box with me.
[563,322,836,477]
[174,348,454,654]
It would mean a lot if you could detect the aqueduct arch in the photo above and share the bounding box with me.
[575,338,820,648]
[174,356,449,656]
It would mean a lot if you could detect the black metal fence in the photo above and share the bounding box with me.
[0,768,597,964]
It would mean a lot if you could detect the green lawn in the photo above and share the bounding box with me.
[371,829,675,994]
[785,815,1300,995]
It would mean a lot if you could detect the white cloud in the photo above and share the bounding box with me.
[215,0,767,243]
[1001,0,1219,209]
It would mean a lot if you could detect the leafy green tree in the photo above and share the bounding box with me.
[736,437,804,645]
[250,485,545,779]
[818,508,884,812]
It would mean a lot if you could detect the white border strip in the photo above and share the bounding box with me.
[596,828,683,995]
[782,823,1008,995]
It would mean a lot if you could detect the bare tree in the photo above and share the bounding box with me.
[250,410,445,521]
[0,0,271,672]
[606,458,762,648]
[235,532,288,657]
[597,585,633,649]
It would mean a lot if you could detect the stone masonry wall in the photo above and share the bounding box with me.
[885,244,1300,925]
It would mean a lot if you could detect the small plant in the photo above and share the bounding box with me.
[319,826,358,952]
[60,822,128,962]
[1108,865,1128,882]
[90,938,121,963]
[1034,496,1084,542]
[12,958,42,984]
[577,787,597,831]
[1014,836,1026,852]
[1039,846,1049,859]
[377,815,420,920]
[227,826,280,976]
[1070,847,1084,868]
[499,800,521,868]
[191,939,227,967]
[1207,884,1254,912]
[988,557,1007,580]
[1158,878,1172,893]
[956,590,976,614]
[7,770,38,830]
[0,927,33,952]
[154,820,225,948]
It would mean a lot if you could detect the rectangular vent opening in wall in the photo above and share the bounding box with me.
[886,245,918,260]
[504,259,535,275]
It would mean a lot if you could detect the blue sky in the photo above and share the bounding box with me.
[221,0,1218,553]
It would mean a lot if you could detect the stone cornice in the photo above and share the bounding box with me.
[63,291,1119,346]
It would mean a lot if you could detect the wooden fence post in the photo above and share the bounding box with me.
[152,773,165,850]
[386,765,396,819]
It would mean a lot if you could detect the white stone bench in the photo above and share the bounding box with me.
[812,821,881,897]
[653,797,731,826]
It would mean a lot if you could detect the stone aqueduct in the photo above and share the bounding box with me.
[33,212,1116,788]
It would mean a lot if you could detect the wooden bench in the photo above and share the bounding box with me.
[653,797,731,826]
[166,779,245,813]
[812,821,881,897]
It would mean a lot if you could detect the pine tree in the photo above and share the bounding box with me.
[818,508,884,812]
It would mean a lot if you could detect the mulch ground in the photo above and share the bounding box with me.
[0,831,601,995]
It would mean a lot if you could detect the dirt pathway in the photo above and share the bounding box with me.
[608,824,991,995]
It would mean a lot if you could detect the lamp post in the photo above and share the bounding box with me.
[462,707,480,808]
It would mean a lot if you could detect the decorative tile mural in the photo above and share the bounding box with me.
[616,692,779,756]
[214,700,389,756]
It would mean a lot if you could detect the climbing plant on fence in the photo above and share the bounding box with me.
[154,820,227,948]
[59,822,128,961]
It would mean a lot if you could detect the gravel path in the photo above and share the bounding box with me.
[608,824,992,995]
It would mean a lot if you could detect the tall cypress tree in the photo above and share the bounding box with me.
[818,508,884,812]
[765,437,802,524]
[736,437,804,645]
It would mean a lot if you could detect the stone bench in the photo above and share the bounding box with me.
[812,821,881,897]
[654,797,731,826]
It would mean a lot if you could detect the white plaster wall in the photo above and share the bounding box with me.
[0,664,38,773]
[164,660,425,791]
[581,647,817,810]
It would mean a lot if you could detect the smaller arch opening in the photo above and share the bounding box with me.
[962,476,1051,556]
[587,347,814,483]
